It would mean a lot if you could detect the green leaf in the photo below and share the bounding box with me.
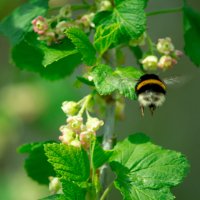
[40,194,66,200]
[0,0,48,45]
[183,5,200,66]
[93,140,113,169]
[18,142,56,185]
[66,27,97,65]
[44,143,90,182]
[61,179,86,200]
[94,23,120,55]
[91,64,143,99]
[109,133,190,200]
[94,0,146,54]
[12,32,82,79]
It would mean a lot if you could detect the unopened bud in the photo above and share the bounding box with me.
[49,177,62,194]
[99,0,112,11]
[79,13,95,28]
[61,101,78,116]
[141,55,158,71]
[157,37,175,55]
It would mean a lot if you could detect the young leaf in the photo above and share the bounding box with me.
[94,23,120,55]
[109,133,190,200]
[0,0,48,45]
[18,142,56,185]
[91,64,143,99]
[183,5,200,66]
[44,143,90,182]
[94,0,146,54]
[66,27,97,66]
[12,32,82,79]
[92,140,113,169]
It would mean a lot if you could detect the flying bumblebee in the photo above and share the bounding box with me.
[135,73,182,116]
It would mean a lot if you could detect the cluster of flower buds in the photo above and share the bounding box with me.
[141,37,183,71]
[49,176,62,194]
[59,99,104,149]
[32,5,95,45]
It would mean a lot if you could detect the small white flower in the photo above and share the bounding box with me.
[141,55,158,71]
[86,117,104,131]
[156,37,175,55]
[59,126,75,145]
[67,115,83,130]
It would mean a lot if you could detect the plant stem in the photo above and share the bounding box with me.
[147,7,183,16]
[146,34,154,55]
[100,103,115,199]
[100,182,114,200]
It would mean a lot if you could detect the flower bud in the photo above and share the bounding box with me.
[49,177,62,194]
[158,55,177,70]
[156,37,175,55]
[38,31,56,46]
[174,50,183,58]
[86,117,104,131]
[129,32,146,47]
[141,55,158,71]
[79,13,95,28]
[98,0,112,11]
[61,101,78,116]
[70,139,81,148]
[32,16,48,35]
[59,4,72,18]
[67,115,83,131]
[55,21,70,40]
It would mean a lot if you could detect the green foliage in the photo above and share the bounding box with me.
[18,142,56,185]
[61,180,86,200]
[44,143,90,182]
[0,0,48,45]
[109,133,190,200]
[183,5,200,66]
[44,143,90,199]
[94,0,146,54]
[12,33,82,79]
[91,64,143,99]
[66,27,97,66]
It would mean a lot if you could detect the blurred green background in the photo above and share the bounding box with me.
[0,0,200,199]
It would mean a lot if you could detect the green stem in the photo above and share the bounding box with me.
[147,7,183,16]
[146,34,154,55]
[100,182,114,200]
[78,94,92,116]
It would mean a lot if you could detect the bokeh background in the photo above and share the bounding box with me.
[0,0,200,199]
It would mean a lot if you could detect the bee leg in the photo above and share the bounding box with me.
[140,106,144,116]
[149,104,156,116]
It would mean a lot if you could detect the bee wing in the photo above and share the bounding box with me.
[163,76,190,88]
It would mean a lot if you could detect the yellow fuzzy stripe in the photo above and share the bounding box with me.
[136,79,166,91]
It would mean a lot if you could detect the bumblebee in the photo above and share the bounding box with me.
[135,74,166,116]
